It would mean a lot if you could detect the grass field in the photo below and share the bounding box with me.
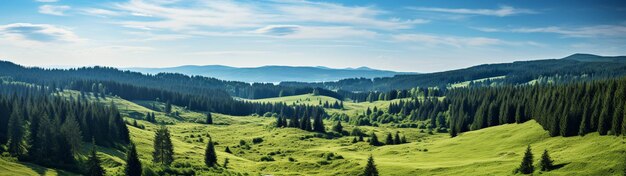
[1,93,624,175]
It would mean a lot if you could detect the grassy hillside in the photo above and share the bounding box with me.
[1,93,624,175]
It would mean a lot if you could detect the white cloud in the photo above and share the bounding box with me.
[0,23,82,44]
[410,5,536,17]
[81,8,121,17]
[111,0,424,32]
[477,25,626,38]
[392,34,503,47]
[39,5,71,16]
[253,25,377,39]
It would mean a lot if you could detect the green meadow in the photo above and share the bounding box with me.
[2,93,623,175]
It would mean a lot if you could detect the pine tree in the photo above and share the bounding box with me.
[518,145,534,174]
[332,121,343,133]
[124,143,142,176]
[153,126,174,166]
[206,112,213,124]
[7,108,24,157]
[369,132,381,146]
[313,112,325,133]
[394,132,401,145]
[60,115,82,154]
[363,155,379,176]
[385,133,393,145]
[539,149,553,171]
[205,137,217,167]
[165,101,172,114]
[352,137,358,143]
[86,142,105,176]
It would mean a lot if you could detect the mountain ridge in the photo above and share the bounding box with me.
[126,65,413,83]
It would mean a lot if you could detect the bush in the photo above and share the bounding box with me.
[260,156,275,162]
[252,137,264,144]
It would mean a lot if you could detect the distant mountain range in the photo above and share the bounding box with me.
[126,65,413,83]
[279,53,626,91]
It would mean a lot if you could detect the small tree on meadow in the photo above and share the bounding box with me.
[363,155,379,176]
[517,145,534,174]
[369,132,382,146]
[539,149,553,171]
[385,133,393,145]
[205,137,217,167]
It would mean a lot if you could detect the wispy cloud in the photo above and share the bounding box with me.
[253,25,377,39]
[0,23,82,43]
[409,5,536,17]
[80,8,121,17]
[110,0,424,35]
[39,5,71,16]
[393,34,502,47]
[476,25,626,38]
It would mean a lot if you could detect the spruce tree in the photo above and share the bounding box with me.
[206,112,213,124]
[6,109,24,157]
[539,149,553,171]
[385,133,393,145]
[86,142,105,176]
[369,132,381,146]
[518,145,534,174]
[124,143,142,176]
[352,137,358,143]
[205,137,217,167]
[153,125,174,166]
[332,121,343,133]
[394,132,401,145]
[363,155,379,176]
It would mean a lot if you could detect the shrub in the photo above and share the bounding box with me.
[252,137,264,144]
[260,156,275,162]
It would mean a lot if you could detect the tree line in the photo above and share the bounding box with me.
[447,76,626,137]
[0,81,129,172]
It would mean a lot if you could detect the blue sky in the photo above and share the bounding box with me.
[0,0,625,72]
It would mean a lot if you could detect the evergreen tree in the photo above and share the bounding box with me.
[394,132,401,145]
[363,155,379,176]
[205,137,217,167]
[124,143,142,176]
[369,132,381,146]
[385,133,393,145]
[313,112,325,133]
[539,149,553,171]
[153,126,174,166]
[60,115,82,154]
[518,145,534,174]
[165,101,172,114]
[332,121,343,133]
[206,112,213,124]
[6,109,24,157]
[352,137,358,143]
[86,142,105,176]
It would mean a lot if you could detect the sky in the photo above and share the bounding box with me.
[0,0,625,72]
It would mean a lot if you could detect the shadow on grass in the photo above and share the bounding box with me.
[551,162,569,170]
